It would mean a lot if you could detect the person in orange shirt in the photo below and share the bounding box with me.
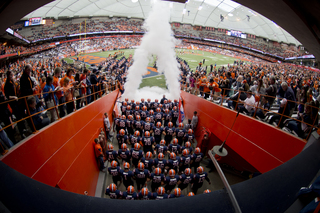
[62,77,74,115]
[94,138,105,171]
[202,78,210,99]
[60,68,76,87]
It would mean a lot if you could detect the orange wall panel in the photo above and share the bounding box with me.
[1,90,119,196]
[180,91,306,173]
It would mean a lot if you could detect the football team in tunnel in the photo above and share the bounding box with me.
[103,98,211,199]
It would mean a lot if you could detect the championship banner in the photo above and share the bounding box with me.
[178,98,185,123]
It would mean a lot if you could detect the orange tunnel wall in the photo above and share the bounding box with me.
[0,90,119,196]
[181,91,306,173]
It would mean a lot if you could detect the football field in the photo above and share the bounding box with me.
[65,48,238,89]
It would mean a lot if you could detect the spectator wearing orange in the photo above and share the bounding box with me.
[62,77,74,115]
[94,138,105,171]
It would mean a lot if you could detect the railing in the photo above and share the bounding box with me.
[0,81,119,153]
[180,80,319,141]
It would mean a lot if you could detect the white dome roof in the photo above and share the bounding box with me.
[22,0,301,45]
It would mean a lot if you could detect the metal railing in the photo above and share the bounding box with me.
[0,81,119,152]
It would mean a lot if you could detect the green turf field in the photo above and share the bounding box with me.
[64,48,239,88]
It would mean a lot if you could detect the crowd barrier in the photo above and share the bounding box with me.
[179,80,319,141]
[180,90,307,173]
[0,89,119,196]
[0,81,119,153]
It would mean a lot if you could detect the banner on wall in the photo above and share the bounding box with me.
[178,98,185,124]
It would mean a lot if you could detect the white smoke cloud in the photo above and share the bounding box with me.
[125,86,177,102]
[122,0,181,101]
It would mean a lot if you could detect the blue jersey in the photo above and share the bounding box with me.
[172,111,179,120]
[138,192,153,200]
[155,144,168,154]
[141,136,155,150]
[176,129,186,139]
[154,112,163,121]
[114,118,120,128]
[119,169,134,182]
[116,134,128,145]
[134,109,141,118]
[105,188,122,199]
[153,158,167,170]
[167,157,180,170]
[120,105,127,114]
[134,169,150,180]
[149,115,155,123]
[179,174,194,185]
[105,150,118,161]
[180,155,192,166]
[185,134,195,142]
[153,102,160,109]
[134,120,144,130]
[130,148,144,160]
[118,149,131,161]
[152,193,169,200]
[141,157,154,171]
[130,135,141,145]
[119,119,127,129]
[122,192,138,200]
[153,127,163,139]
[193,172,210,184]
[165,175,180,186]
[140,111,149,120]
[143,122,153,131]
[192,153,204,163]
[125,110,133,118]
[108,166,121,177]
[145,102,153,110]
[164,113,172,122]
[168,144,181,154]
[164,127,175,136]
[126,119,133,128]
[150,173,165,184]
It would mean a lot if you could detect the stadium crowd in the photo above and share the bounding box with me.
[11,17,307,59]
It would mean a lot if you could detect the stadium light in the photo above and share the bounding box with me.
[198,5,202,10]
[228,13,233,16]
[183,8,186,14]
[132,0,138,3]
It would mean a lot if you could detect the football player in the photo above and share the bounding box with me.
[153,153,167,172]
[153,187,169,200]
[119,162,134,189]
[116,129,129,147]
[178,168,194,191]
[169,187,185,198]
[105,144,118,163]
[118,143,131,163]
[122,185,138,200]
[130,143,144,168]
[175,123,186,146]
[168,138,181,155]
[129,130,142,146]
[107,160,121,186]
[140,131,155,153]
[179,149,192,173]
[165,169,180,194]
[134,162,151,192]
[105,183,122,199]
[191,147,204,173]
[140,106,149,121]
[153,122,163,144]
[163,122,175,145]
[154,139,168,156]
[167,152,180,173]
[140,151,154,172]
[139,187,153,200]
[150,167,165,193]
[191,166,211,194]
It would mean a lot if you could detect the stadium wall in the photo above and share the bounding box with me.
[180,91,306,173]
[0,90,119,196]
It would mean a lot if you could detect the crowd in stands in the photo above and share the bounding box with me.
[11,17,308,59]
[0,42,134,154]
[0,42,53,56]
[21,18,143,41]
[95,97,211,199]
[178,57,320,139]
